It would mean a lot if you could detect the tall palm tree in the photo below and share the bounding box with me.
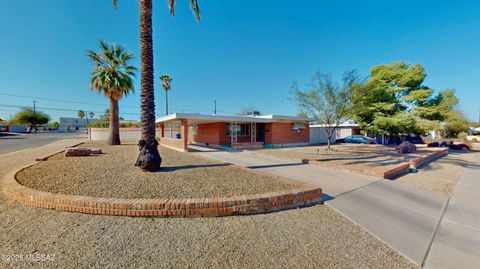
[86,40,137,145]
[160,74,173,115]
[113,0,200,171]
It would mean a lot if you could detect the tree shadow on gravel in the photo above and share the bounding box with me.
[159,163,232,172]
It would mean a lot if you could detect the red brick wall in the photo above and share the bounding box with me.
[194,123,223,145]
[265,122,309,145]
[195,122,309,146]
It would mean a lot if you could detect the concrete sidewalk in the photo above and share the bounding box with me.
[424,152,480,269]
[328,180,447,265]
[191,145,450,266]
[190,145,380,197]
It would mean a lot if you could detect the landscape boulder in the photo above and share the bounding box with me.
[90,148,103,155]
[427,141,439,147]
[395,141,417,153]
[65,148,92,157]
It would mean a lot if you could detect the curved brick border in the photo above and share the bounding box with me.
[1,166,322,218]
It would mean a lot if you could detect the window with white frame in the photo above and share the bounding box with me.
[227,123,250,136]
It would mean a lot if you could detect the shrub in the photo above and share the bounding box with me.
[457,132,467,141]
[88,121,142,128]
[89,121,164,128]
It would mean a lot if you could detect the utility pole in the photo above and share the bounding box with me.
[32,100,36,133]
[214,99,217,114]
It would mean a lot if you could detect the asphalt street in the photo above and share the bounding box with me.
[0,132,86,155]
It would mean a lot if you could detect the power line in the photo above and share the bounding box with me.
[0,92,139,109]
[0,103,140,116]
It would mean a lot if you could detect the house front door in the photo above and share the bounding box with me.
[257,123,265,142]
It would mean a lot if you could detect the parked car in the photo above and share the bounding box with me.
[404,135,425,144]
[0,125,7,132]
[343,135,375,144]
[448,142,471,150]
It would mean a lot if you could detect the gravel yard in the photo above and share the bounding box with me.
[16,142,302,199]
[0,192,416,268]
[394,149,474,195]
[255,144,449,178]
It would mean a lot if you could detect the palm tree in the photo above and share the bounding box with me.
[88,111,95,120]
[160,74,173,115]
[113,0,200,171]
[86,40,137,145]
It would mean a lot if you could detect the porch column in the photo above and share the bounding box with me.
[180,119,188,152]
[160,123,165,138]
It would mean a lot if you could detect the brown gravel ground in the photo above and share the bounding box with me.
[255,144,440,175]
[15,142,302,199]
[0,192,417,269]
[394,149,474,196]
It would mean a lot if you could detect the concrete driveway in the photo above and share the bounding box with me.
[191,145,449,266]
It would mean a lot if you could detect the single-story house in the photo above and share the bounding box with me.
[156,113,314,151]
[309,122,361,144]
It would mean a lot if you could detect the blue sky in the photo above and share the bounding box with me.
[0,0,479,122]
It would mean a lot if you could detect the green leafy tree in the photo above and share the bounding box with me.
[77,110,85,119]
[112,0,200,171]
[49,121,60,128]
[291,70,359,150]
[443,111,469,138]
[352,62,432,136]
[87,40,137,145]
[12,108,50,133]
[160,74,173,115]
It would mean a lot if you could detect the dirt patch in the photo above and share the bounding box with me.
[394,150,474,195]
[256,144,443,177]
[16,142,302,199]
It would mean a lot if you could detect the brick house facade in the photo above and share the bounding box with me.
[156,113,312,151]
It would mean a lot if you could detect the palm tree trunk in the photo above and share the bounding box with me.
[135,0,161,171]
[165,90,168,115]
[108,97,121,145]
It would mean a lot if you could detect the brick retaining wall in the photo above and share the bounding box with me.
[1,166,322,218]
[409,148,448,168]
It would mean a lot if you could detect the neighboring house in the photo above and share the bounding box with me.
[309,122,361,144]
[58,117,98,132]
[59,117,99,132]
[156,113,314,151]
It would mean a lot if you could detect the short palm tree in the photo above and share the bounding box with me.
[86,40,137,145]
[160,74,173,115]
[113,0,200,171]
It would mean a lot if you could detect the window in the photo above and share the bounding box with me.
[292,123,305,133]
[227,123,250,136]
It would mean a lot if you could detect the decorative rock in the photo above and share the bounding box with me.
[65,148,92,157]
[395,141,417,153]
[90,148,103,155]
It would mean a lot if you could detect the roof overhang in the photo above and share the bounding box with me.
[156,113,314,124]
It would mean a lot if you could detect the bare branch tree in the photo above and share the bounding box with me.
[291,70,358,150]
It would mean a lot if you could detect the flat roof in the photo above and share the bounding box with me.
[156,113,315,124]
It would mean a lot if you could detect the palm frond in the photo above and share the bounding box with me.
[167,0,176,17]
[188,0,201,22]
[86,41,137,100]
